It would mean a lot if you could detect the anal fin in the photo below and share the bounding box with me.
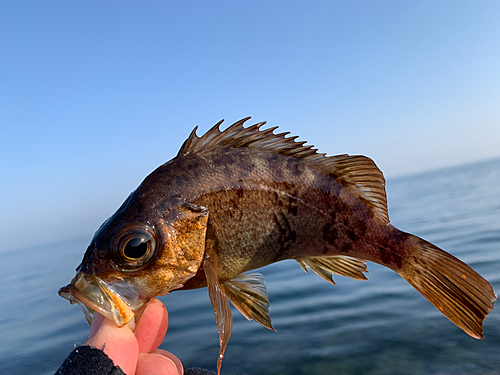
[222,273,276,331]
[296,255,368,284]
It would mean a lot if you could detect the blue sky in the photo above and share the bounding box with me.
[1,1,499,251]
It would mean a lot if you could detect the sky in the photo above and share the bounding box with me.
[1,1,499,252]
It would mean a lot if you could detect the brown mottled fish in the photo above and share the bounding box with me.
[59,118,497,374]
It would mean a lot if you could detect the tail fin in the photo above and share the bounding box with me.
[398,236,496,339]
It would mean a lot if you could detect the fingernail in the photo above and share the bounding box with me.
[137,352,184,375]
[156,354,180,374]
[88,313,105,337]
[153,350,184,375]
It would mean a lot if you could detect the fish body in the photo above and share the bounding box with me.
[59,118,496,374]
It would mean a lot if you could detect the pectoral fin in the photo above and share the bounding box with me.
[203,250,232,375]
[296,255,368,284]
[222,273,276,331]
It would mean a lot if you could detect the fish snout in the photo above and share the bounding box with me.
[58,272,146,327]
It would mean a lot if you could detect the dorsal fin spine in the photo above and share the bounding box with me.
[177,118,390,224]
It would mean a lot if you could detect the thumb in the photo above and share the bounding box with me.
[84,313,139,375]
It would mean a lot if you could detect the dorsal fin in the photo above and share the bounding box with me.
[178,118,389,224]
[312,154,389,224]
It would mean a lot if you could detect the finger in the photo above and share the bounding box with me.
[136,349,183,375]
[84,313,139,375]
[88,312,105,338]
[135,298,169,353]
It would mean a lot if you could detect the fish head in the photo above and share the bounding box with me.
[59,191,209,327]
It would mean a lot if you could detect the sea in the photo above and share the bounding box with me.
[1,158,499,375]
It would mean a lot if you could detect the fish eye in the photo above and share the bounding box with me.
[111,223,157,271]
[123,237,150,259]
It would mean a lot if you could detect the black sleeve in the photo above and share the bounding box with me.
[55,346,125,375]
[55,345,218,375]
[184,368,217,375]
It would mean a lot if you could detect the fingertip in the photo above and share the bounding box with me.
[136,350,183,375]
[153,349,184,375]
[88,313,105,338]
[135,298,169,353]
[84,317,138,375]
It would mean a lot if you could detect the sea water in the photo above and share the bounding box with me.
[1,158,499,375]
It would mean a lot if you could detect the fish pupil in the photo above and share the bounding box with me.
[124,237,148,259]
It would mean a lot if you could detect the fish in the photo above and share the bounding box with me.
[59,118,497,374]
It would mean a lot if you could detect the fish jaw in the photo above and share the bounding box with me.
[58,272,148,327]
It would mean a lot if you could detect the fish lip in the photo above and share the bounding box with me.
[58,283,101,324]
[58,273,144,327]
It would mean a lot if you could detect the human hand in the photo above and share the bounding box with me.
[84,298,183,375]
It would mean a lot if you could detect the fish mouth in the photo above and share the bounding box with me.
[58,273,147,327]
